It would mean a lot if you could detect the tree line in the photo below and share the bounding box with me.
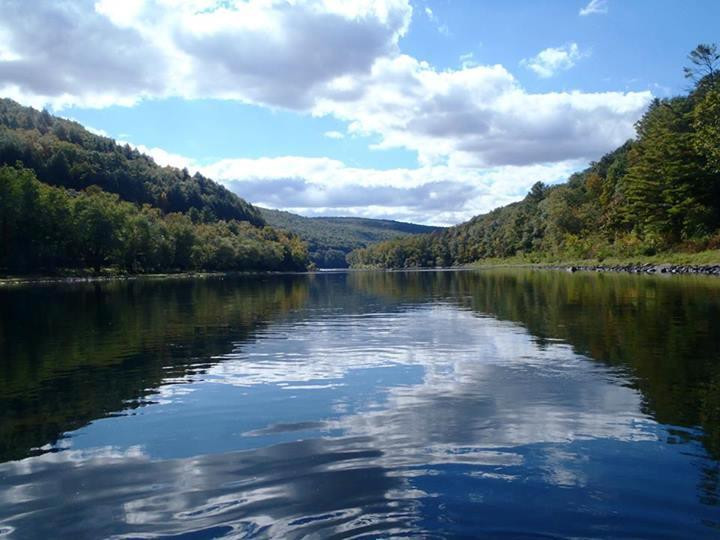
[0,165,307,274]
[348,44,720,268]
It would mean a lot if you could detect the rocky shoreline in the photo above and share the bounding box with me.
[559,263,720,276]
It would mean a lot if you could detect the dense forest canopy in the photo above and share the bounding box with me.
[0,101,309,274]
[260,208,441,267]
[0,99,263,225]
[348,44,720,269]
[0,166,308,274]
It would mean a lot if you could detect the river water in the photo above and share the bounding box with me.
[0,269,718,538]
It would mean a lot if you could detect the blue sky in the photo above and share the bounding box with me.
[1,0,717,224]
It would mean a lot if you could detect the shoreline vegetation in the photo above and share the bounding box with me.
[468,249,720,274]
[5,250,720,286]
[0,100,309,277]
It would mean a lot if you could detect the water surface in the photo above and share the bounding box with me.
[1,269,719,538]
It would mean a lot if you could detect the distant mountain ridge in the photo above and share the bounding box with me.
[260,207,442,267]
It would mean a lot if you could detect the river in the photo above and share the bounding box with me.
[0,269,718,538]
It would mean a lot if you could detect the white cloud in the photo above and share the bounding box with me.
[0,1,650,170]
[323,130,345,139]
[315,53,648,167]
[0,0,412,109]
[579,0,608,16]
[197,154,581,225]
[0,0,653,222]
[522,43,586,78]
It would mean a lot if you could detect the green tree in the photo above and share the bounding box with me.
[72,187,126,271]
[693,79,720,173]
[623,98,714,243]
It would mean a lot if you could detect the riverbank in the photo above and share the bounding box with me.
[469,250,720,276]
[551,262,720,275]
[7,251,720,285]
[0,269,314,286]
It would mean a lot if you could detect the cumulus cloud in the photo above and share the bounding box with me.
[522,43,586,78]
[579,0,608,16]
[113,138,595,223]
[0,0,650,170]
[0,0,653,221]
[0,0,412,109]
[0,0,168,109]
[315,54,648,167]
[197,155,580,224]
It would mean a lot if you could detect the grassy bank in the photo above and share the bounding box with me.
[469,249,720,269]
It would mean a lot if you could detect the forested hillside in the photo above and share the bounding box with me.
[0,99,263,225]
[349,45,720,269]
[0,101,309,275]
[260,208,440,267]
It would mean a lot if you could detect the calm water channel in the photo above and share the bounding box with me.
[0,269,719,539]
